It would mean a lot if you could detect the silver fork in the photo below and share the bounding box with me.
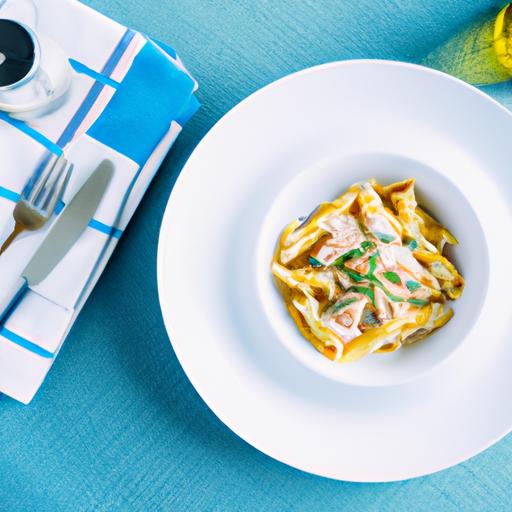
[0,153,73,255]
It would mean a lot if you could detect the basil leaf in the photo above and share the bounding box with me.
[383,271,401,285]
[384,290,404,302]
[347,286,375,305]
[361,240,375,251]
[309,256,322,267]
[406,280,421,292]
[332,297,358,313]
[333,248,364,267]
[373,231,395,244]
[407,298,429,306]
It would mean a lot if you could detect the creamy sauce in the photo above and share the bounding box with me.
[272,179,463,362]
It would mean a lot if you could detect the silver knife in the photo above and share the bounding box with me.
[0,159,114,323]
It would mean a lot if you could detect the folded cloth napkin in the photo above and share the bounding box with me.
[0,0,199,403]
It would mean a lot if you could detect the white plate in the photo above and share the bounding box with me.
[157,60,512,482]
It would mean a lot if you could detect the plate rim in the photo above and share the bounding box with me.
[157,59,512,482]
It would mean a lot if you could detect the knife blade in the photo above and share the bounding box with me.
[0,159,114,324]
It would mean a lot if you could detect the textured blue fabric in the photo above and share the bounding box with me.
[1,0,511,510]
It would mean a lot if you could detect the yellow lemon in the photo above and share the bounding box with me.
[494,4,512,71]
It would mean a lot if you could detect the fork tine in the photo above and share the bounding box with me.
[33,156,66,207]
[26,153,61,203]
[35,157,68,212]
[0,153,74,255]
[45,161,73,215]
[22,153,55,198]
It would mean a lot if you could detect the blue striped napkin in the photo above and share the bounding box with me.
[0,0,199,403]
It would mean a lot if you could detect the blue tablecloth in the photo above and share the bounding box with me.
[1,0,511,510]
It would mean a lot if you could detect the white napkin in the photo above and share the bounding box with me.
[0,0,199,403]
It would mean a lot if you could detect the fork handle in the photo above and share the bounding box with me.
[0,276,28,325]
[0,222,26,256]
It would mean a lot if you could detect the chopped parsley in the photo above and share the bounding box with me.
[341,267,366,283]
[332,240,377,268]
[383,290,405,302]
[361,240,375,251]
[330,241,427,309]
[368,276,404,302]
[407,298,428,306]
[333,249,363,267]
[405,280,421,292]
[367,252,379,276]
[383,271,401,285]
[346,286,375,305]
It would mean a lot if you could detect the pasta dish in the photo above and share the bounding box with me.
[271,178,464,363]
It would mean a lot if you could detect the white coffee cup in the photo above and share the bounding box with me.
[0,4,71,114]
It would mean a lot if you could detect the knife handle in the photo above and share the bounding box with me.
[0,276,28,325]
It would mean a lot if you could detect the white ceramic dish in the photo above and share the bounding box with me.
[158,60,512,482]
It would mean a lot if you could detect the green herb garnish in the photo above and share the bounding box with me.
[347,286,375,305]
[332,240,378,269]
[341,267,366,283]
[373,231,395,244]
[383,290,405,302]
[407,298,429,306]
[332,297,358,313]
[376,283,402,301]
[407,239,418,250]
[367,252,379,276]
[405,280,421,292]
[333,248,364,267]
[361,240,375,251]
[346,276,416,306]
[383,271,401,285]
[338,250,378,283]
[309,256,322,267]
[370,278,404,302]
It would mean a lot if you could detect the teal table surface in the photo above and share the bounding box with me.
[1,1,511,510]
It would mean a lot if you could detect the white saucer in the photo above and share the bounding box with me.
[158,60,512,482]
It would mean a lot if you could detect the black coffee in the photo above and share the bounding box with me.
[0,19,36,87]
